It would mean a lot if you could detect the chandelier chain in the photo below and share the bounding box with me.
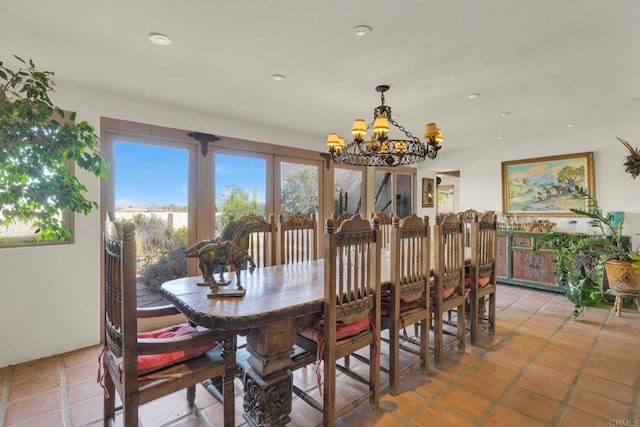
[388,117,420,143]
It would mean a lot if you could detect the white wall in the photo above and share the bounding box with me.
[2,83,639,367]
[0,83,319,368]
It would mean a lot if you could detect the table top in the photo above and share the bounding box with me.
[160,260,328,330]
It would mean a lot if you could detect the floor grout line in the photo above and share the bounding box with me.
[59,355,73,427]
[0,365,12,426]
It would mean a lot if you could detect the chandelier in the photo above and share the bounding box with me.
[325,85,443,167]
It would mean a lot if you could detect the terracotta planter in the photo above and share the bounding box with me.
[605,259,640,294]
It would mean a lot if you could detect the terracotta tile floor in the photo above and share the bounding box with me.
[1,284,639,426]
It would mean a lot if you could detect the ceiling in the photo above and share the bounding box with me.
[2,1,639,154]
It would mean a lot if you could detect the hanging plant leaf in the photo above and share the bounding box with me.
[617,136,640,179]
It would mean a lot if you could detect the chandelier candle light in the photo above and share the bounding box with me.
[326,85,443,167]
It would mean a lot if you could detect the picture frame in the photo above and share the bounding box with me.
[422,177,435,208]
[501,152,595,216]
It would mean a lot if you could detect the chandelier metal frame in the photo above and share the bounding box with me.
[325,85,442,167]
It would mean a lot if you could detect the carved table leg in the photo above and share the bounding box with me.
[241,319,296,427]
[243,367,292,426]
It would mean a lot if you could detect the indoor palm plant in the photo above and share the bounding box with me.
[0,55,107,241]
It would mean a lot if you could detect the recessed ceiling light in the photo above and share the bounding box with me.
[568,123,577,128]
[270,74,286,82]
[497,135,505,140]
[499,112,511,117]
[466,93,481,99]
[353,25,372,36]
[149,33,171,46]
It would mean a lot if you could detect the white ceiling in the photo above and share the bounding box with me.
[2,0,639,153]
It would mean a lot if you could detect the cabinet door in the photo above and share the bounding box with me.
[511,249,558,287]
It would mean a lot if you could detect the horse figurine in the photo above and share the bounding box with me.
[186,220,261,293]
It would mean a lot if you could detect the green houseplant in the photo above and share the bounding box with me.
[0,55,108,241]
[618,136,640,276]
[539,186,638,318]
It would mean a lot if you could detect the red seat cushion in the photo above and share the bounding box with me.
[300,315,372,362]
[131,323,218,377]
[299,315,374,395]
[464,275,491,289]
[429,282,456,302]
[301,316,372,344]
[380,290,421,316]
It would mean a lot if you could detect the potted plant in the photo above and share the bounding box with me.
[539,187,639,318]
[0,55,108,241]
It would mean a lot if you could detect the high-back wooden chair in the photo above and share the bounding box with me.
[293,215,381,426]
[460,209,478,248]
[241,213,277,268]
[382,214,430,395]
[334,211,352,226]
[431,212,466,367]
[468,211,498,345]
[279,212,318,264]
[372,211,393,250]
[102,212,236,426]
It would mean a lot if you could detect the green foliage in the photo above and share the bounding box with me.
[217,185,264,231]
[538,186,637,318]
[130,214,186,271]
[0,55,108,240]
[140,244,187,290]
[630,253,640,277]
[281,167,318,218]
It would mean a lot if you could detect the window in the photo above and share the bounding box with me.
[0,211,72,247]
[334,167,363,216]
[102,119,417,264]
[437,185,455,214]
[374,169,415,217]
[1,112,78,247]
[102,118,325,272]
[278,160,319,218]
[214,152,269,235]
[113,141,190,276]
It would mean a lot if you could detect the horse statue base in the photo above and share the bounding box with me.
[207,286,246,298]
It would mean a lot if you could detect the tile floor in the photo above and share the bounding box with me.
[1,284,639,426]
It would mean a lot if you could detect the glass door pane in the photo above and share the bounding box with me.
[334,168,363,215]
[374,171,392,214]
[214,153,268,235]
[279,161,319,218]
[114,141,189,276]
[396,173,413,218]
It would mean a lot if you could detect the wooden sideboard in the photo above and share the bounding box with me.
[496,230,561,292]
[496,230,632,292]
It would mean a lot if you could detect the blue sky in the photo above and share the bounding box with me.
[114,142,266,208]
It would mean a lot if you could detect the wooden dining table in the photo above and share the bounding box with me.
[160,259,367,426]
[159,246,469,426]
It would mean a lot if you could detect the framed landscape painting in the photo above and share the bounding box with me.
[501,152,595,216]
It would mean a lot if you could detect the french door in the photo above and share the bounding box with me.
[212,148,324,260]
